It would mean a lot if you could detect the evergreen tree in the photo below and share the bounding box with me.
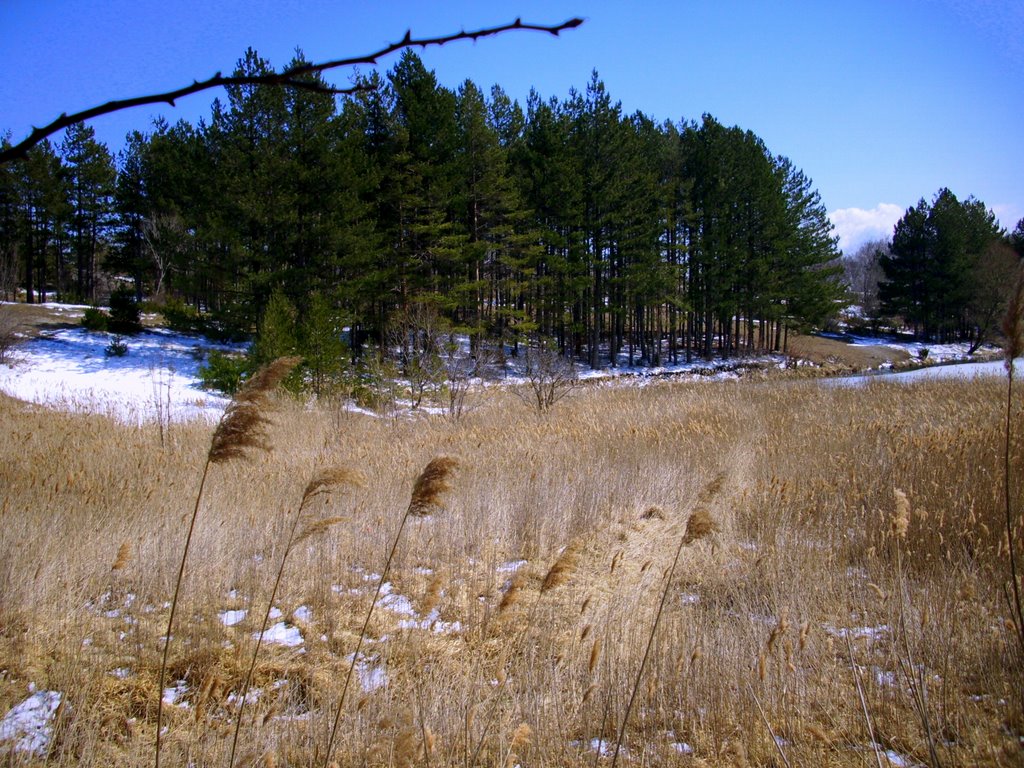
[881,189,1002,340]
[111,131,152,299]
[301,292,347,396]
[62,122,115,301]
[15,140,68,304]
[0,135,21,299]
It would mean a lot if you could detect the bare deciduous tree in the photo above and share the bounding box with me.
[842,238,889,321]
[515,336,579,414]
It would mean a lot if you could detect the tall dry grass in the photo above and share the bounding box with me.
[0,372,1020,766]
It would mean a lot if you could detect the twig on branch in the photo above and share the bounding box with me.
[0,17,583,164]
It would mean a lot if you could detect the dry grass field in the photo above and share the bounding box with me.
[0,372,1021,766]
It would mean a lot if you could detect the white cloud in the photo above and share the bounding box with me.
[828,203,904,254]
[991,203,1023,233]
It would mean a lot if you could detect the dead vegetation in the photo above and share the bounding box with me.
[0,373,1021,766]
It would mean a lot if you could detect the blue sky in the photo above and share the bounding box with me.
[2,0,1022,253]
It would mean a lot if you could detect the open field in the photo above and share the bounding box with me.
[0,371,1021,766]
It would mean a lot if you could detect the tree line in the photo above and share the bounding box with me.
[1,49,844,369]
[843,190,1023,347]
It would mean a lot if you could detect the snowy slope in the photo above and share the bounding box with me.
[0,325,239,423]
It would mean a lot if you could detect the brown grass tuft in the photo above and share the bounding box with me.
[641,505,666,520]
[588,638,602,675]
[419,572,445,617]
[408,456,459,517]
[696,471,727,506]
[499,570,527,614]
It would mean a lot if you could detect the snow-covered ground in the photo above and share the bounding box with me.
[0,324,241,423]
[832,359,1017,386]
[0,303,1014,423]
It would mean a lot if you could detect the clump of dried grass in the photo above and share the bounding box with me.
[323,456,458,767]
[4,360,1023,767]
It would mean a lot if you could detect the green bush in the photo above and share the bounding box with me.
[81,307,109,332]
[159,297,251,343]
[160,297,202,335]
[104,336,128,357]
[199,350,251,395]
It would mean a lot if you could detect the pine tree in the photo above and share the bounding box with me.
[111,131,151,300]
[62,122,115,301]
[881,189,1002,341]
[15,140,69,304]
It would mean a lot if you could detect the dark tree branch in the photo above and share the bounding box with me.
[0,17,583,164]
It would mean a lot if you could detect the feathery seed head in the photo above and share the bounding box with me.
[682,509,719,544]
[111,541,131,571]
[408,456,459,517]
[510,723,533,751]
[892,488,910,540]
[302,467,365,504]
[541,540,581,593]
[1001,267,1024,367]
[208,356,300,464]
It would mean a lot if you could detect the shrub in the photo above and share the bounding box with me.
[159,297,202,335]
[108,286,142,335]
[104,336,128,357]
[199,350,251,395]
[81,307,109,332]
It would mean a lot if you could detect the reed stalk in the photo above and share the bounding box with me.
[155,357,299,768]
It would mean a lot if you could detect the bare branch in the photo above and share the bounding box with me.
[0,17,583,164]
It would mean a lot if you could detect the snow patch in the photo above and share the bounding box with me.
[260,622,304,648]
[346,653,387,693]
[162,681,189,707]
[0,690,63,756]
[824,623,889,640]
[497,559,528,574]
[0,325,241,423]
[220,609,247,627]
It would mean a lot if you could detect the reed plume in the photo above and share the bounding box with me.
[110,541,131,571]
[682,508,719,544]
[891,488,910,540]
[408,456,459,517]
[209,356,301,463]
[503,722,533,767]
[611,474,725,768]
[323,456,458,768]
[541,541,581,593]
[156,356,300,768]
